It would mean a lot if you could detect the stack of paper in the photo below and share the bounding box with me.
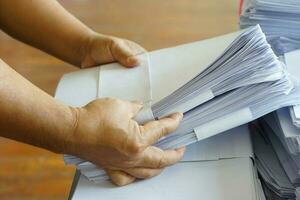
[72,158,262,200]
[250,120,300,199]
[98,25,298,151]
[261,50,300,157]
[56,25,300,183]
[264,109,300,155]
[156,76,299,149]
[249,47,300,199]
[69,125,266,200]
[240,0,300,55]
[262,116,300,186]
[152,25,284,117]
[66,125,254,182]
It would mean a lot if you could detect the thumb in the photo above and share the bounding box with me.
[111,39,146,68]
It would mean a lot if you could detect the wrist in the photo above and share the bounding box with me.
[80,32,114,68]
[43,105,81,155]
[78,30,104,68]
[58,106,81,155]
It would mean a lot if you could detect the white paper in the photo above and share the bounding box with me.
[72,158,257,200]
[98,53,152,102]
[160,89,214,117]
[182,125,253,161]
[55,67,100,107]
[193,108,253,141]
[285,49,300,119]
[294,106,300,120]
[277,108,300,138]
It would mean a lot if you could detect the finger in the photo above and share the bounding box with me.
[123,167,163,179]
[111,39,146,67]
[140,112,183,145]
[136,146,185,168]
[106,169,136,186]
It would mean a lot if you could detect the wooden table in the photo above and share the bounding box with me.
[0,0,239,199]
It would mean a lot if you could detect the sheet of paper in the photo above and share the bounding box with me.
[55,67,100,107]
[277,108,300,138]
[99,53,152,102]
[193,108,253,141]
[182,125,253,161]
[72,158,257,200]
[285,49,300,119]
[263,110,300,155]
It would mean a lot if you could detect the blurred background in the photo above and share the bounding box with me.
[0,0,238,199]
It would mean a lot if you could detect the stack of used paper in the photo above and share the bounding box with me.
[250,121,299,199]
[240,0,300,55]
[56,25,300,183]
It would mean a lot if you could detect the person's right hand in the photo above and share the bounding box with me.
[67,98,185,186]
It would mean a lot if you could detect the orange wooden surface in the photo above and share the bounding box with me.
[0,0,238,199]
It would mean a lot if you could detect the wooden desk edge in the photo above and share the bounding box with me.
[68,170,81,200]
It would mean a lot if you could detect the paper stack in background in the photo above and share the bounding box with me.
[240,5,300,197]
[250,121,299,200]
[56,25,300,184]
[240,0,300,55]
[248,49,300,200]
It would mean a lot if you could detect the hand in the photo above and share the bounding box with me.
[81,33,146,68]
[68,98,185,186]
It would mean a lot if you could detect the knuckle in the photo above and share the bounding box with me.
[157,154,166,168]
[121,160,137,168]
[160,124,168,135]
[156,121,170,134]
[157,158,164,168]
[127,140,144,156]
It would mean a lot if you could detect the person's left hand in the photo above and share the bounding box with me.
[81,33,146,68]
